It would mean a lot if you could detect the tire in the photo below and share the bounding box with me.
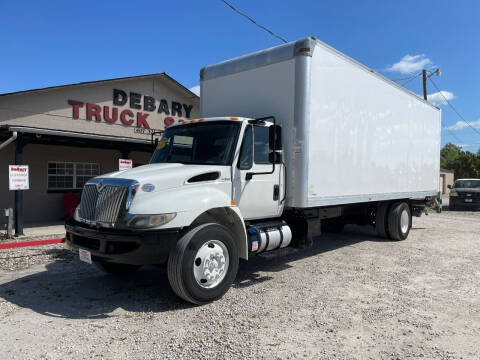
[387,202,411,241]
[167,223,239,305]
[95,262,140,275]
[375,202,390,239]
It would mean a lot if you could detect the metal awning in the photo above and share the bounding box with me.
[6,126,150,144]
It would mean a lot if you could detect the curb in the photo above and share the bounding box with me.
[0,238,65,250]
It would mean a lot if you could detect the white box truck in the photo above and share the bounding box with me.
[66,37,441,304]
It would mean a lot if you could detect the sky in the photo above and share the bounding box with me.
[1,0,479,152]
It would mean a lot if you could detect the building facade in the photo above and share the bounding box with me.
[439,168,455,195]
[0,74,199,233]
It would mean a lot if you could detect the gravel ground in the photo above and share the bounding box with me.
[0,210,479,359]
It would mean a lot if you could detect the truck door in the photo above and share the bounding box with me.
[233,124,284,220]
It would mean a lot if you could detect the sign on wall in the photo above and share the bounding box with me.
[119,159,133,171]
[9,165,29,190]
[67,88,194,132]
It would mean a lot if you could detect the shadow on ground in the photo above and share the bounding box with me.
[0,225,392,319]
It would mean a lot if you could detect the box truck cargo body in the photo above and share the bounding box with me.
[200,36,441,208]
[66,37,441,304]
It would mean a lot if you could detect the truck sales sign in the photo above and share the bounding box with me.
[67,89,194,130]
[9,165,29,190]
[119,159,133,171]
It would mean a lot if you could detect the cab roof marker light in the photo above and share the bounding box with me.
[230,117,238,120]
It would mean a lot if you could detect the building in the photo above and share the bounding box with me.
[440,168,455,195]
[0,73,199,234]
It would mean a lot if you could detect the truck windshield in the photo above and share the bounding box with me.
[151,121,240,165]
[453,180,480,188]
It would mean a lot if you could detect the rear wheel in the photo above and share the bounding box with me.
[95,262,140,275]
[387,202,411,241]
[167,223,239,304]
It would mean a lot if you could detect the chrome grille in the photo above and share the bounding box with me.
[79,185,98,220]
[79,184,128,223]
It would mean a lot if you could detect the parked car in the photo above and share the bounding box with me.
[448,179,480,210]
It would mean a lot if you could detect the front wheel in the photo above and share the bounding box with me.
[167,223,239,304]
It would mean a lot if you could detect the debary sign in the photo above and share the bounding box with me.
[67,89,194,129]
[9,165,29,190]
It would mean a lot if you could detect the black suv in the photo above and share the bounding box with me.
[448,179,480,211]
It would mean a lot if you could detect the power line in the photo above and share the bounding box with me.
[429,77,480,136]
[443,127,465,144]
[391,72,421,82]
[399,72,422,86]
[220,0,288,44]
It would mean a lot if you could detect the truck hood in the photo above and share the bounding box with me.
[98,163,229,192]
[452,188,480,193]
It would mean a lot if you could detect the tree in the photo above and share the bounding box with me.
[440,143,480,179]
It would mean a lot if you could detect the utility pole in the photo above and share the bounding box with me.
[422,69,428,100]
[422,68,441,101]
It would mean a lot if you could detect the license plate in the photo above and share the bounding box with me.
[79,249,92,264]
[465,199,473,203]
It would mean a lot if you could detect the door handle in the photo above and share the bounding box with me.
[273,185,280,201]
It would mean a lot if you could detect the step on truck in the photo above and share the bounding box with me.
[65,37,441,304]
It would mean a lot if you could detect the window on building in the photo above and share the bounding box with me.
[47,162,100,190]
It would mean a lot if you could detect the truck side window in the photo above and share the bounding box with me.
[238,126,253,170]
[254,126,270,164]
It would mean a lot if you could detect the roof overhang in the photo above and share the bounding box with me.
[6,126,150,144]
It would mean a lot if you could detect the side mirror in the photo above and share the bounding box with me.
[268,151,282,164]
[447,184,452,189]
[269,125,282,151]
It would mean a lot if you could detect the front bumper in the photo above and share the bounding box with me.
[450,197,480,209]
[65,218,181,265]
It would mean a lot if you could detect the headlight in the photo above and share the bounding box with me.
[450,191,458,197]
[74,206,81,221]
[127,213,176,229]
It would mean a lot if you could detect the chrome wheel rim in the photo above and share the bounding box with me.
[400,209,410,234]
[193,240,229,289]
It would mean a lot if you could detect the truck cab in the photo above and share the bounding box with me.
[66,117,287,304]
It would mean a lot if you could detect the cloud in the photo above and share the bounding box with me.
[445,119,480,131]
[427,91,455,106]
[189,85,200,96]
[455,144,470,148]
[387,54,432,74]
